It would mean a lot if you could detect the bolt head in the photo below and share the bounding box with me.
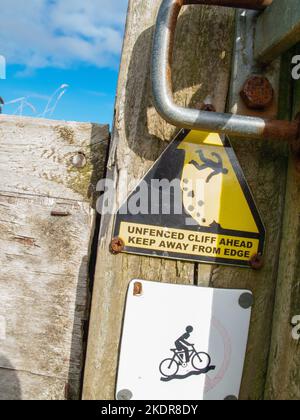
[110,237,125,255]
[240,76,274,110]
[291,114,300,163]
[71,152,87,169]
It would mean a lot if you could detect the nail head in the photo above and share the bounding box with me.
[249,253,264,270]
[71,152,87,169]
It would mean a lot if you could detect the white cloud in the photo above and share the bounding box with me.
[0,0,128,73]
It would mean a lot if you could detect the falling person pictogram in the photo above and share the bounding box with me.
[190,150,229,183]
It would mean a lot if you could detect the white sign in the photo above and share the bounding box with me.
[116,280,252,400]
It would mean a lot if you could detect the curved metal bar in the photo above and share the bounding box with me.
[151,0,299,141]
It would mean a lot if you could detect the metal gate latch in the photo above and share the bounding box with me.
[151,0,300,145]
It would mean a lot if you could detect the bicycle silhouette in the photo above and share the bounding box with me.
[159,344,211,378]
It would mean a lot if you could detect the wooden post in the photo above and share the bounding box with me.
[83,2,299,400]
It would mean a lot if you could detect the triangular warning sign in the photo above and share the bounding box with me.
[113,130,265,268]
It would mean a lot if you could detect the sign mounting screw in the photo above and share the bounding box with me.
[291,113,300,173]
[249,253,264,270]
[110,237,125,255]
[239,293,254,310]
[117,389,133,400]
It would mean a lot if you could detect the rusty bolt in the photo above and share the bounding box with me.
[110,237,125,255]
[195,98,216,113]
[0,97,4,114]
[71,152,87,169]
[249,253,264,270]
[133,281,143,296]
[240,75,274,110]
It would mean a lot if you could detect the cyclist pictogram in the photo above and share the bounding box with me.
[159,326,214,382]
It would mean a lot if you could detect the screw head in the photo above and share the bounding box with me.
[240,75,274,110]
[239,292,254,309]
[110,237,125,255]
[133,281,143,296]
[249,253,264,270]
[117,389,133,400]
[64,383,71,400]
[224,395,238,400]
[71,152,87,169]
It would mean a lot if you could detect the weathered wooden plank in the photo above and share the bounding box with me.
[0,115,109,203]
[0,193,94,399]
[264,46,300,400]
[0,116,109,400]
[83,2,235,400]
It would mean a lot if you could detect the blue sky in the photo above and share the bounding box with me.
[0,0,128,126]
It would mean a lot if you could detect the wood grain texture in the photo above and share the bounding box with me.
[83,2,235,400]
[0,116,109,400]
[0,115,109,203]
[264,47,300,400]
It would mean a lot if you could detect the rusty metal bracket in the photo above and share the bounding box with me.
[151,0,300,143]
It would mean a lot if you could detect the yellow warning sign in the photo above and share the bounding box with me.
[113,130,265,267]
